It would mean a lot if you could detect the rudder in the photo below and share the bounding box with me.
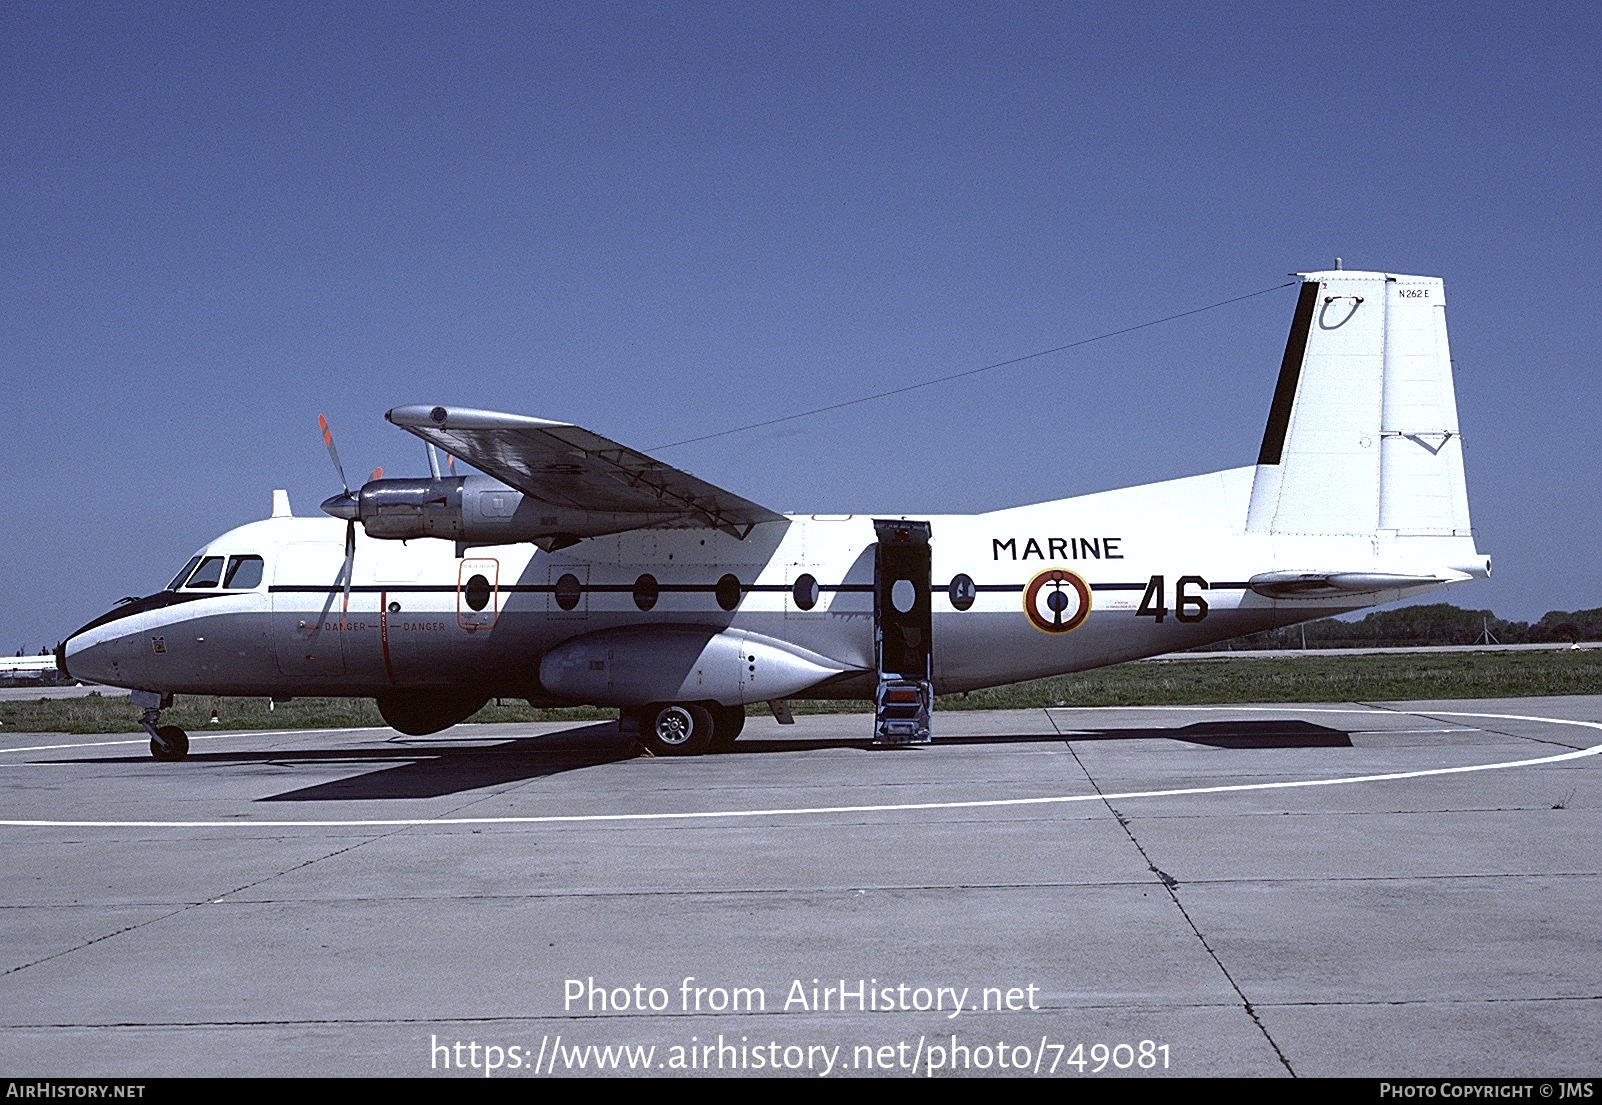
[1245,269,1472,539]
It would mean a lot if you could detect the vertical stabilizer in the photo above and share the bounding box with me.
[1246,270,1472,538]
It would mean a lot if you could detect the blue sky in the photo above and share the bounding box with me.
[5,1,1599,652]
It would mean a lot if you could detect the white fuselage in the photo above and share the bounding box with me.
[61,463,1481,705]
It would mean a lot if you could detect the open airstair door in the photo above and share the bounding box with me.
[872,519,933,744]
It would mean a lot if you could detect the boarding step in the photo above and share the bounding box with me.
[873,678,932,745]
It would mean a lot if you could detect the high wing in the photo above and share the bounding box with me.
[385,405,787,542]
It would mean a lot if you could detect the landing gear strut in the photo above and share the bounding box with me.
[133,690,189,762]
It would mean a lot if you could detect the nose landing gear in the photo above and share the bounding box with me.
[133,690,190,762]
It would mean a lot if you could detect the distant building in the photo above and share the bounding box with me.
[0,654,63,685]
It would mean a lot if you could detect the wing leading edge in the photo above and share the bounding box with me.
[386,405,787,541]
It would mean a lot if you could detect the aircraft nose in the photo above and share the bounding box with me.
[59,620,142,689]
[60,632,112,686]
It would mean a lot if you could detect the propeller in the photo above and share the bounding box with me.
[317,414,362,627]
[316,418,462,626]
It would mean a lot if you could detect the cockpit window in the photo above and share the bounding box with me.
[173,554,264,590]
[223,555,264,589]
[167,556,203,592]
[185,556,226,589]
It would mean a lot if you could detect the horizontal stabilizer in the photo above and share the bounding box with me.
[1247,570,1464,599]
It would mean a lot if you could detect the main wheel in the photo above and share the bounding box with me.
[637,703,714,757]
[150,724,189,762]
[707,704,746,751]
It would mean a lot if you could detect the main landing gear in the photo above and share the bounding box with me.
[133,690,189,762]
[631,702,746,757]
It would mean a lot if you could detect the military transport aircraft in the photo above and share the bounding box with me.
[59,268,1489,760]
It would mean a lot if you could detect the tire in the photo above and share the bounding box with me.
[637,703,714,757]
[150,724,189,762]
[707,703,746,751]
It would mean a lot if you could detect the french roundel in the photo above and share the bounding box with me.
[1023,569,1091,634]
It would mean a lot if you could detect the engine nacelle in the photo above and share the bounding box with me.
[539,625,851,707]
[341,475,682,548]
[355,476,470,540]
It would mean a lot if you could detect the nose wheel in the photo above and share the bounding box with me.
[139,705,190,762]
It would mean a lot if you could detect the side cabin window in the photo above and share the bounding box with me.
[175,554,265,590]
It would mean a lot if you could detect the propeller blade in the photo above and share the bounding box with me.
[370,467,383,482]
[341,519,355,628]
[318,414,350,496]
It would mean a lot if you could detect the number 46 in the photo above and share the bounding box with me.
[1136,575,1209,623]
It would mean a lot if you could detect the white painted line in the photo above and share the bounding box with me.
[1,710,1597,831]
[0,727,387,755]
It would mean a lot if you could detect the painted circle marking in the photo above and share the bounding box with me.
[1023,568,1091,633]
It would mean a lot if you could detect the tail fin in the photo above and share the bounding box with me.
[1245,269,1473,539]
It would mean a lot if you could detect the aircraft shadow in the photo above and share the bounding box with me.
[728,718,1354,753]
[63,724,635,800]
[1045,719,1355,750]
[257,723,632,801]
[61,719,1351,802]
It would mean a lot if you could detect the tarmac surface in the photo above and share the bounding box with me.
[2,697,1600,1079]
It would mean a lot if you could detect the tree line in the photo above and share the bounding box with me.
[1219,603,1602,650]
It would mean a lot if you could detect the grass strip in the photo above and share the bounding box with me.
[4,649,1597,735]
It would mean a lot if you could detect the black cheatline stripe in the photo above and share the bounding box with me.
[744,583,875,593]
[66,590,227,636]
[273,584,521,594]
[1257,279,1321,466]
[1089,581,1252,592]
[274,580,1255,599]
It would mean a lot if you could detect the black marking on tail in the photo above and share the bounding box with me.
[1257,280,1321,466]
